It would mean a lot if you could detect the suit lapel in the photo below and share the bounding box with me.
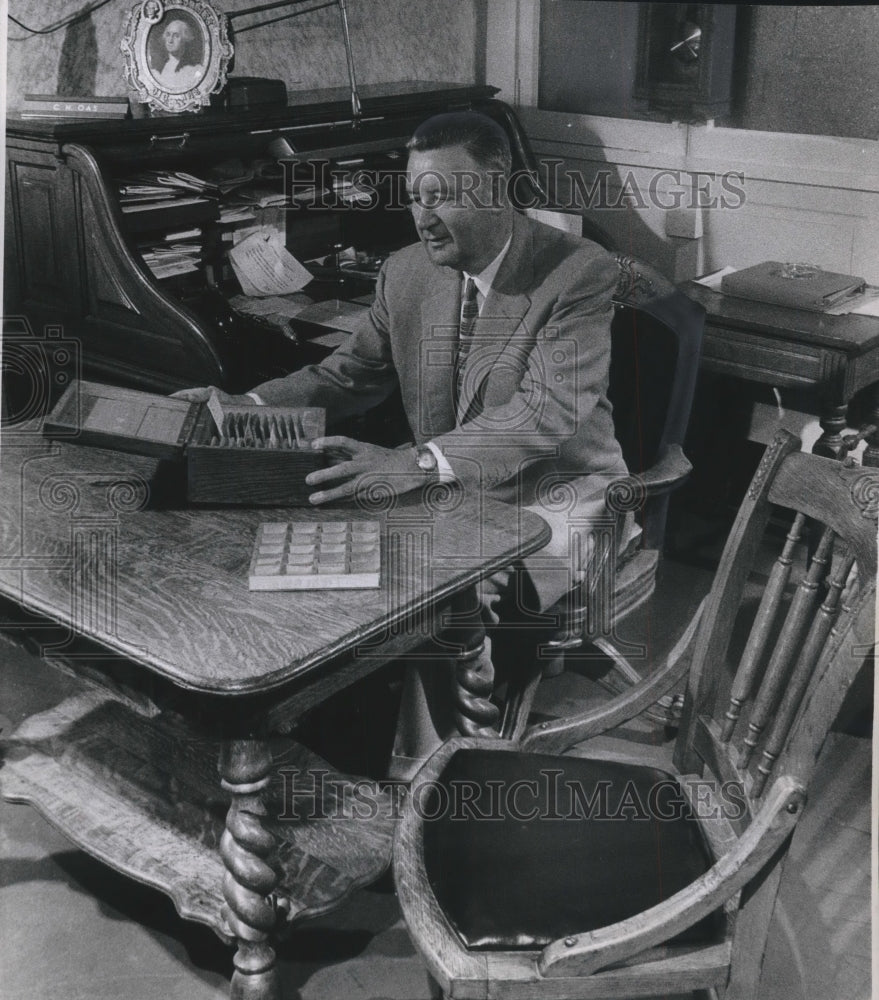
[457,213,534,423]
[418,269,460,436]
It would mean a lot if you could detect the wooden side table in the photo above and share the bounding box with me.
[685,281,879,466]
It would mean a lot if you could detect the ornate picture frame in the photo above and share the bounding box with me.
[121,0,234,114]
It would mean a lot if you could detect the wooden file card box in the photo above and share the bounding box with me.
[44,381,327,505]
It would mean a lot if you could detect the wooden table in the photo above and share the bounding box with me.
[685,281,879,464]
[0,425,550,999]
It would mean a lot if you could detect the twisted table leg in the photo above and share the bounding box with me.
[219,739,281,1000]
[864,385,879,467]
[446,588,500,737]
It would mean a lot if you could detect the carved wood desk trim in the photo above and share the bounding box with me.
[0,426,550,1000]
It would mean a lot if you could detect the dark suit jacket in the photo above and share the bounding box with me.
[253,211,628,608]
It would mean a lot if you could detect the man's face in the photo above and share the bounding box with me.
[164,22,185,54]
[406,146,511,273]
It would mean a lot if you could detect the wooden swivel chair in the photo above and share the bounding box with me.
[500,255,705,737]
[395,430,876,999]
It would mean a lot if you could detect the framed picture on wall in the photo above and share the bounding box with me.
[121,0,233,113]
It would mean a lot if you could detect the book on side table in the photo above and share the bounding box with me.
[720,261,866,312]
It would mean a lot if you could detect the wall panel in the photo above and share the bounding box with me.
[520,107,879,284]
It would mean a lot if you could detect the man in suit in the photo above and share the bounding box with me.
[177,111,628,773]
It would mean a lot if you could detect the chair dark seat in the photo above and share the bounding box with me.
[422,747,722,952]
[395,433,877,999]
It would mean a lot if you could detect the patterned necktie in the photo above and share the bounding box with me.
[455,276,479,406]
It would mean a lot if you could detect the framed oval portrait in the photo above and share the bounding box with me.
[121,0,233,113]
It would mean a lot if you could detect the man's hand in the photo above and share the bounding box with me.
[170,386,255,404]
[305,437,427,504]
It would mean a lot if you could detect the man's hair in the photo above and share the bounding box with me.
[407,111,512,177]
[164,19,194,43]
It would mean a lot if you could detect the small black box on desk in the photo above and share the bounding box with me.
[43,380,326,506]
[210,77,287,111]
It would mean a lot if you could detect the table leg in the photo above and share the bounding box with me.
[813,401,848,460]
[863,385,879,468]
[446,588,500,737]
[219,739,282,1000]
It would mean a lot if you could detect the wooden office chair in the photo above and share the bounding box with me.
[500,254,705,737]
[395,430,876,999]
[478,97,616,252]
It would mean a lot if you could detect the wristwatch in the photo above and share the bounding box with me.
[414,445,439,476]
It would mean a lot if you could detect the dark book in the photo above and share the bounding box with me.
[721,262,866,312]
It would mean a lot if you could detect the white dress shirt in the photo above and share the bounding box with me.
[424,234,513,479]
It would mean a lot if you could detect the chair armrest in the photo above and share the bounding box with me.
[538,775,805,978]
[522,597,706,754]
[607,445,692,514]
[641,443,692,493]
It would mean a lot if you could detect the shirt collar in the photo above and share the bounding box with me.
[464,232,513,302]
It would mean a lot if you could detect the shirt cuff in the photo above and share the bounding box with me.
[425,441,456,483]
[245,391,265,405]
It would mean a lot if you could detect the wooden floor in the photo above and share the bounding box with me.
[760,730,873,1000]
[0,549,873,1000]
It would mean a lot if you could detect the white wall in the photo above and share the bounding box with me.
[487,0,879,284]
[518,108,879,284]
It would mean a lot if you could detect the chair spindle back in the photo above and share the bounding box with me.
[675,431,876,810]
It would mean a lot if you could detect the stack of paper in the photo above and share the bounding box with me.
[227,185,288,209]
[332,178,374,206]
[124,170,219,196]
[220,205,257,225]
[117,170,219,214]
[138,240,202,280]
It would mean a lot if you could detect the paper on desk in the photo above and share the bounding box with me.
[825,285,879,316]
[228,293,369,333]
[229,292,313,317]
[293,299,368,333]
[850,298,879,317]
[229,231,312,297]
[229,208,285,246]
[692,265,738,290]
